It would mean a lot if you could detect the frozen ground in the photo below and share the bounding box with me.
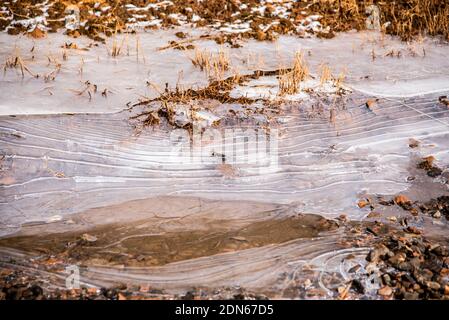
[1,30,449,115]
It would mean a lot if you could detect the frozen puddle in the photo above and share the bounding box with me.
[1,29,449,298]
[0,197,348,297]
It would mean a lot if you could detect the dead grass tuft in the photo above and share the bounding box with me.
[319,63,332,86]
[278,51,309,96]
[3,47,38,78]
[190,47,230,80]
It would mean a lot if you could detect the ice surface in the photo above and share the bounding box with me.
[1,92,449,236]
[1,30,449,115]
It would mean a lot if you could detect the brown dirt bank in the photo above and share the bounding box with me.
[1,1,447,42]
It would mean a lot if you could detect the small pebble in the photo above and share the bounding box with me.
[378,286,392,296]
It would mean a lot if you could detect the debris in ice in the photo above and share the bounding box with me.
[439,96,449,107]
[193,110,221,127]
[230,76,350,102]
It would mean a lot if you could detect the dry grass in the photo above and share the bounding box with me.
[71,80,98,101]
[43,55,62,82]
[190,47,230,80]
[108,32,127,57]
[78,57,85,76]
[381,0,449,40]
[191,48,212,70]
[132,69,287,121]
[335,69,346,90]
[278,51,309,96]
[210,47,230,80]
[319,63,332,86]
[135,34,146,63]
[3,47,37,78]
[313,0,449,41]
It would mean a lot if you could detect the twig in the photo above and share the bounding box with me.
[156,35,215,51]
